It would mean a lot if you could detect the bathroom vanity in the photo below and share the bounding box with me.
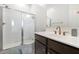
[35,32,79,54]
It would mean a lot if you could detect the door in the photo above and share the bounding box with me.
[3,8,22,49]
[22,13,35,44]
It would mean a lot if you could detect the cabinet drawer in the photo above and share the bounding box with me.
[48,39,79,54]
[35,34,47,45]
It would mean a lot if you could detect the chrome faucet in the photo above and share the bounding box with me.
[56,26,61,35]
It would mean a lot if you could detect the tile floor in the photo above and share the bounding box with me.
[0,43,35,54]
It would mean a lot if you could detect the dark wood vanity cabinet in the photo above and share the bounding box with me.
[48,39,79,54]
[48,49,57,54]
[35,34,79,54]
[35,40,46,54]
[35,34,47,54]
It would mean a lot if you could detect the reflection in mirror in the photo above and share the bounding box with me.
[46,4,68,27]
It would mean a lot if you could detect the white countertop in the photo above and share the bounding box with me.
[35,31,79,48]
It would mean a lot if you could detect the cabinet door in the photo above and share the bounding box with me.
[3,8,21,49]
[35,40,46,54]
[22,13,34,44]
[48,39,79,54]
[35,34,46,45]
[48,49,56,54]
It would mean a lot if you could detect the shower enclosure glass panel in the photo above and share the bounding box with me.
[3,8,22,49]
[2,8,35,49]
[22,13,34,44]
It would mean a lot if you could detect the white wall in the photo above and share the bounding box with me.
[46,4,69,27]
[69,4,79,27]
[68,4,79,37]
[31,5,47,32]
[46,4,79,27]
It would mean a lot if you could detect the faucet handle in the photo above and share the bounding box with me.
[54,31,57,34]
[63,31,69,36]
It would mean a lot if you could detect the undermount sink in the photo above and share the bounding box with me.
[45,31,64,38]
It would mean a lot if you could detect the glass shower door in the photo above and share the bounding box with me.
[3,8,22,49]
[22,13,35,44]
